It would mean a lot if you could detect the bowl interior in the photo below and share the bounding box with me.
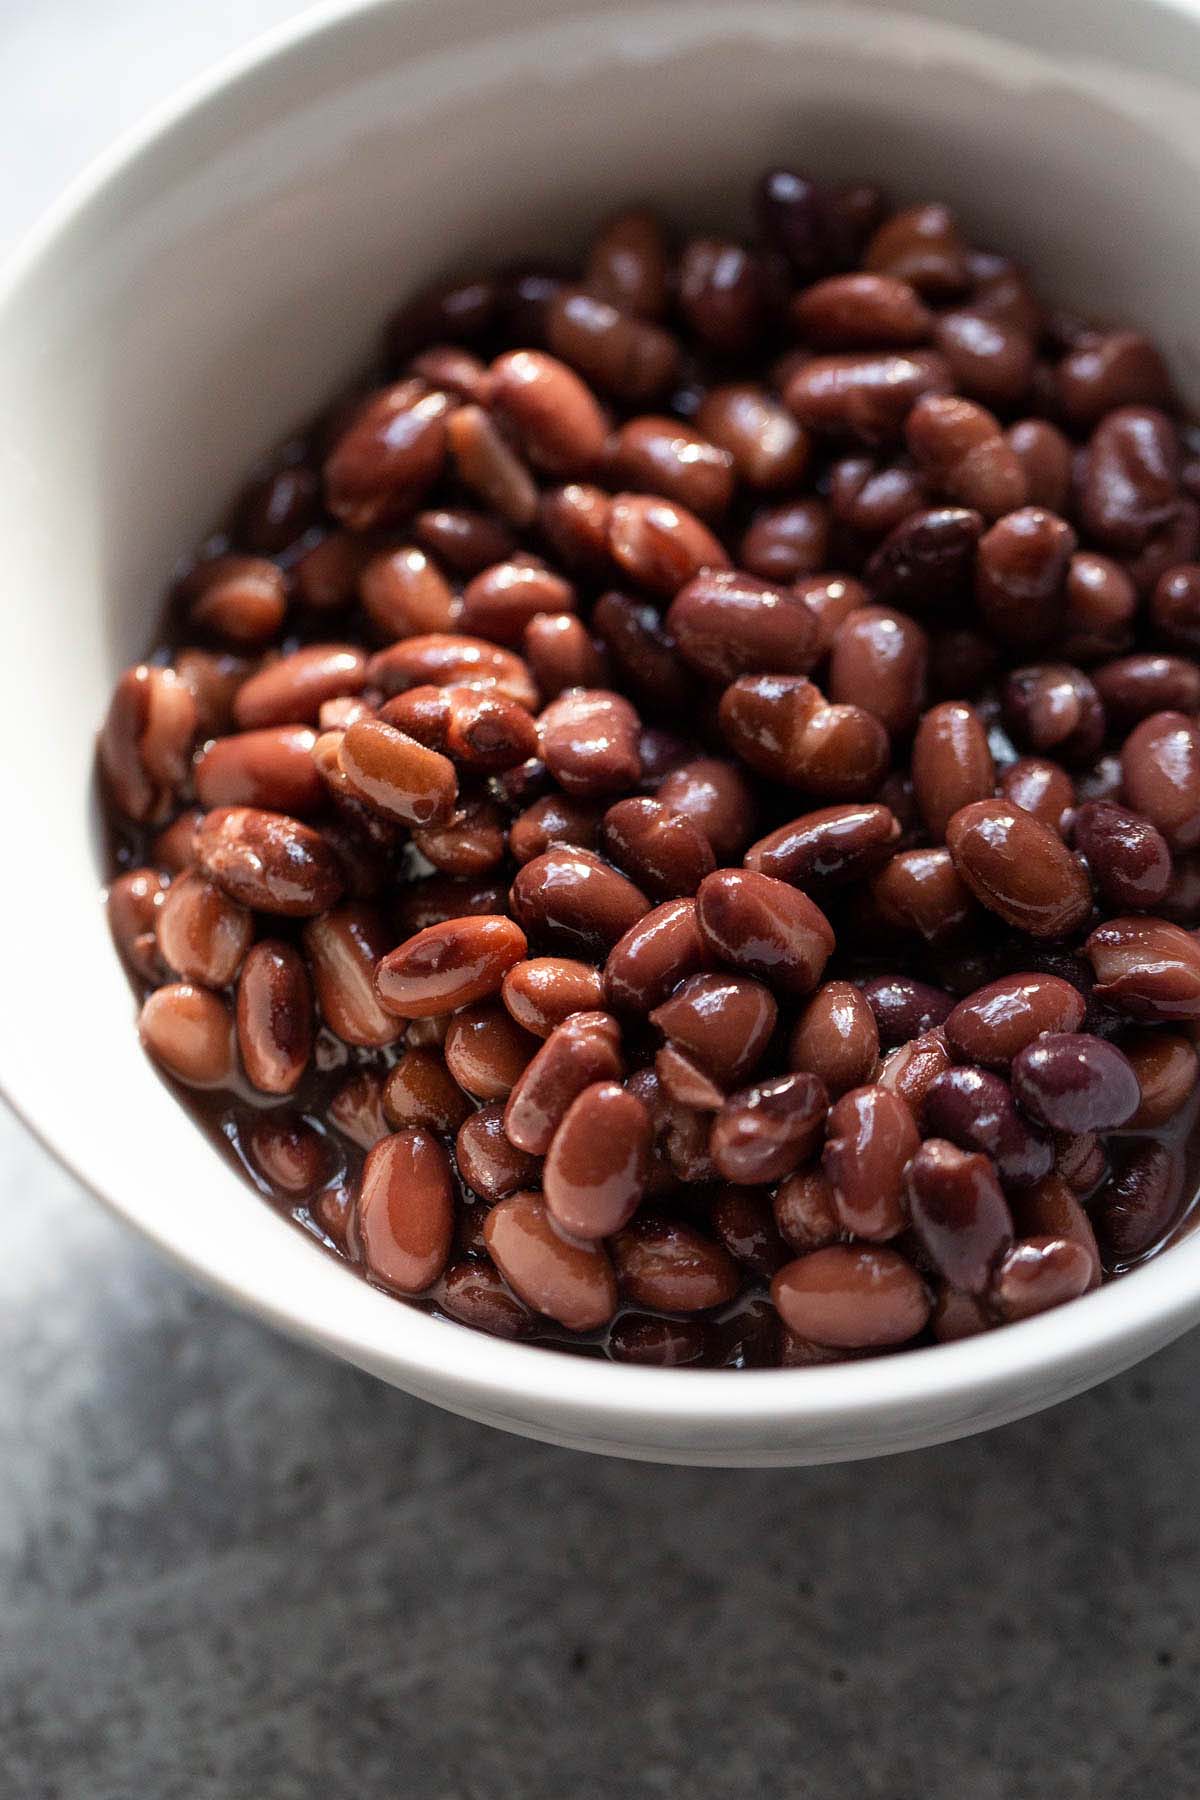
[3,0,1200,1462]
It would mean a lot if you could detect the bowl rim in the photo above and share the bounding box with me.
[4,0,1200,1446]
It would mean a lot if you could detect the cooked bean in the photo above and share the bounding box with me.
[1012,1173,1101,1290]
[544,1082,652,1239]
[870,848,975,946]
[1063,553,1137,660]
[547,291,680,405]
[772,1246,930,1347]
[785,349,952,443]
[649,972,775,1091]
[152,809,202,875]
[459,560,575,645]
[604,897,711,1015]
[1086,914,1200,1019]
[439,1261,535,1340]
[485,1190,618,1328]
[510,847,649,954]
[235,941,313,1094]
[327,1069,389,1152]
[719,674,889,800]
[656,758,758,862]
[975,507,1077,646]
[1054,1131,1109,1198]
[337,717,457,826]
[367,632,538,710]
[1057,331,1172,428]
[696,869,833,996]
[455,1104,542,1201]
[357,1130,455,1294]
[922,1065,1052,1188]
[155,867,252,988]
[602,797,714,899]
[1002,663,1105,766]
[999,757,1075,836]
[911,702,994,840]
[772,1167,842,1254]
[860,976,953,1046]
[1072,801,1172,910]
[523,611,606,698]
[710,1188,790,1279]
[1096,654,1200,725]
[447,404,538,527]
[865,505,983,611]
[302,904,403,1047]
[194,726,323,815]
[745,803,899,890]
[1092,1142,1184,1262]
[360,545,459,639]
[197,806,343,915]
[182,554,287,644]
[877,1029,954,1118]
[585,207,669,318]
[1079,406,1181,550]
[442,1004,538,1101]
[823,1084,920,1239]
[500,957,605,1039]
[487,349,607,475]
[905,1138,1014,1293]
[411,797,507,878]
[612,1215,741,1312]
[991,1236,1095,1321]
[935,309,1034,409]
[906,393,1027,520]
[538,688,642,796]
[375,915,526,1019]
[1151,562,1200,651]
[139,983,234,1086]
[946,800,1091,937]
[503,1011,623,1154]
[944,973,1087,1068]
[794,272,932,347]
[1006,418,1072,510]
[107,867,169,981]
[234,644,368,730]
[608,1315,712,1366]
[606,492,729,598]
[384,684,538,774]
[740,497,831,583]
[677,237,767,354]
[710,1072,828,1186]
[667,570,819,683]
[788,981,879,1098]
[828,605,928,736]
[413,506,515,575]
[509,793,602,865]
[695,384,809,490]
[1120,711,1200,849]
[247,1115,329,1196]
[100,665,198,822]
[1120,1028,1199,1127]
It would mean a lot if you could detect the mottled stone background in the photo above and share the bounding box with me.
[3,7,1198,1794]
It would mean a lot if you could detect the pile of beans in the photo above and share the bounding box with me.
[101,169,1200,1369]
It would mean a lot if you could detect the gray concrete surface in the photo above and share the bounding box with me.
[1,1116,1198,1800]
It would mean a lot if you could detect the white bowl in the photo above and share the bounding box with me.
[3,0,1200,1466]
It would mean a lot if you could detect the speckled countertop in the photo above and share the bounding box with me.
[2,8,1199,1795]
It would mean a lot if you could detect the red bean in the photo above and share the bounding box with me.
[544,1081,652,1239]
[182,554,287,644]
[823,1084,920,1240]
[602,797,715,900]
[510,847,649,955]
[1091,1142,1184,1261]
[139,983,234,1087]
[1057,331,1172,428]
[1072,801,1172,909]
[607,492,730,597]
[944,974,1087,1069]
[870,848,976,946]
[860,976,954,1047]
[538,689,642,797]
[439,1261,535,1340]
[906,393,1027,520]
[455,1104,542,1201]
[447,406,538,527]
[911,702,994,840]
[772,1167,842,1254]
[905,1138,1014,1293]
[656,759,758,863]
[367,632,538,711]
[234,644,368,730]
[337,717,458,827]
[991,1236,1094,1321]
[358,1130,455,1294]
[745,803,900,888]
[489,349,608,475]
[500,957,606,1038]
[324,385,449,527]
[696,869,834,996]
[1121,1028,1199,1127]
[100,665,198,822]
[197,806,343,915]
[921,1065,1052,1189]
[107,867,169,981]
[485,1190,618,1329]
[586,207,670,319]
[1120,711,1200,849]
[785,350,952,444]
[771,1246,930,1348]
[695,384,809,490]
[1086,915,1200,1020]
[327,1070,389,1152]
[740,497,831,583]
[650,972,777,1089]
[604,897,711,1016]
[155,868,252,988]
[710,1072,828,1185]
[865,505,983,611]
[523,611,606,698]
[793,272,933,346]
[303,904,403,1047]
[999,757,1075,837]
[375,915,527,1019]
[503,1011,623,1156]
[667,570,819,683]
[788,981,880,1097]
[946,800,1091,937]
[828,605,928,736]
[611,1215,741,1312]
[194,726,324,815]
[876,1029,954,1118]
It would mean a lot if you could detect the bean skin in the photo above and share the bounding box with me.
[510,847,649,956]
[745,803,900,888]
[194,726,324,815]
[538,689,642,797]
[485,1191,618,1329]
[1091,1142,1184,1262]
[358,1130,455,1295]
[905,1138,1014,1294]
[607,492,730,597]
[107,867,169,981]
[656,759,758,863]
[524,611,607,697]
[324,385,448,528]
[366,633,538,712]
[946,800,1091,937]
[1086,915,1200,1020]
[876,1029,954,1118]
[1072,801,1172,910]
[944,974,1087,1069]
[823,1084,920,1240]
[771,1246,930,1348]
[696,869,834,996]
[375,915,527,1017]
[772,1167,842,1255]
[1011,1032,1141,1134]
[611,1216,741,1313]
[921,1065,1052,1189]
[860,976,954,1047]
[544,1081,652,1239]
[667,570,820,683]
